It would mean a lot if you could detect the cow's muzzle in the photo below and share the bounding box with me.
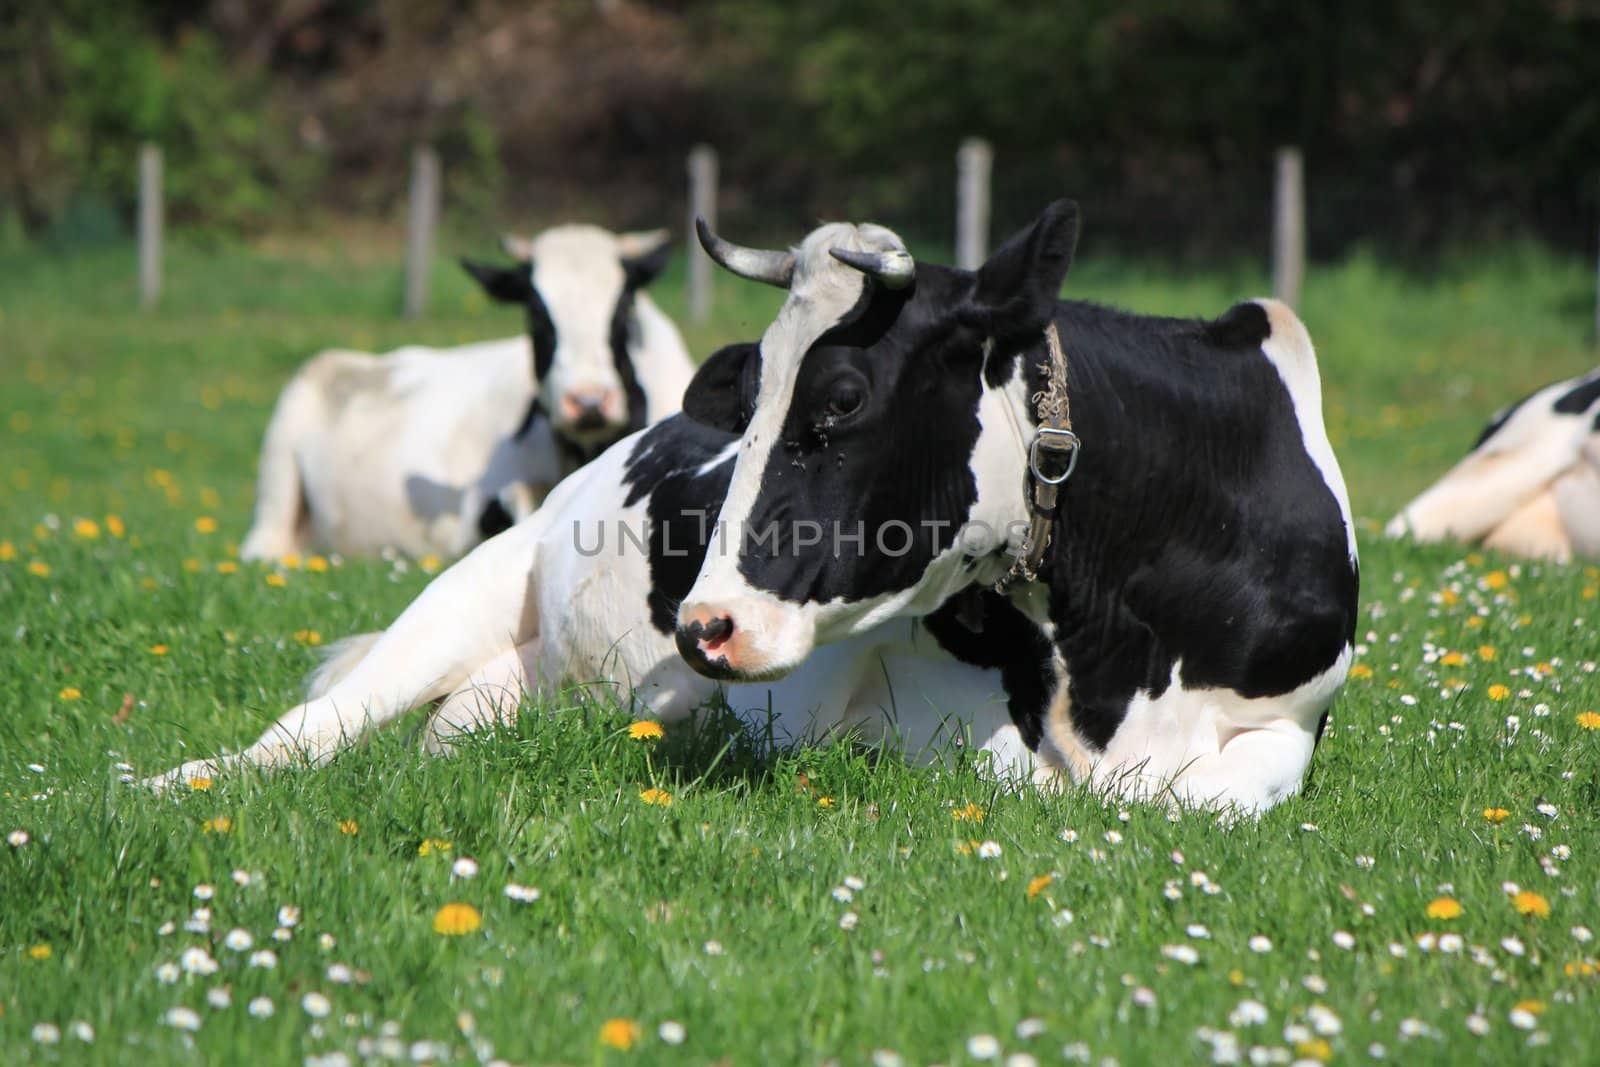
[558,388,625,435]
[675,600,812,682]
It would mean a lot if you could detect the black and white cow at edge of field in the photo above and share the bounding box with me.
[1386,368,1600,562]
[147,407,1042,791]
[671,201,1361,814]
[239,224,694,562]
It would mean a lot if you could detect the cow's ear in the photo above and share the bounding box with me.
[683,342,760,433]
[618,229,674,289]
[970,199,1079,339]
[460,259,533,304]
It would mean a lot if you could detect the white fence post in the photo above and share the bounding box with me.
[956,138,993,271]
[404,145,441,319]
[1273,146,1305,308]
[138,143,162,310]
[687,144,718,324]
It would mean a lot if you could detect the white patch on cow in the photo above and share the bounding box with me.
[1041,646,1350,816]
[1254,299,1357,563]
[1388,369,1600,560]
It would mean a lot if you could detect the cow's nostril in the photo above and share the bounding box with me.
[699,614,734,650]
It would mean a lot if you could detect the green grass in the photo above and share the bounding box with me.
[1,234,1598,1064]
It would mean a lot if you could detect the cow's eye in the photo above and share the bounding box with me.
[826,382,864,419]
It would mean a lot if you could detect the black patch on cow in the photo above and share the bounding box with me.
[1204,301,1271,349]
[734,273,988,603]
[477,497,515,541]
[607,288,650,440]
[1553,372,1600,415]
[684,343,763,433]
[922,591,1055,750]
[621,416,740,634]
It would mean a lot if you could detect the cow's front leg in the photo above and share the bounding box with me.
[422,643,539,755]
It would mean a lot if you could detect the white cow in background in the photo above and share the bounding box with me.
[1388,368,1600,562]
[240,224,694,561]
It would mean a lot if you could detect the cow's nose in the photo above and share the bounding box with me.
[560,390,615,431]
[675,610,738,679]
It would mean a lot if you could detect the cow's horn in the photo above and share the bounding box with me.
[696,217,794,289]
[829,247,915,290]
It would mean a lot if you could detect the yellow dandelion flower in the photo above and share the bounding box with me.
[202,816,233,833]
[627,720,664,741]
[280,554,302,569]
[27,560,50,577]
[1511,890,1550,918]
[149,644,168,656]
[1026,874,1054,900]
[216,561,238,575]
[1466,552,1485,566]
[418,838,452,856]
[0,540,14,561]
[27,944,52,961]
[306,556,329,573]
[1348,663,1373,680]
[639,787,673,806]
[597,1017,641,1050]
[294,629,322,646]
[1484,571,1509,590]
[1483,807,1510,822]
[139,577,158,591]
[1425,897,1463,920]
[58,686,82,701]
[1438,589,1460,606]
[188,776,212,791]
[1514,999,1546,1016]
[1577,711,1600,730]
[951,802,986,823]
[33,523,49,540]
[419,554,442,574]
[1294,1038,1333,1062]
[1466,616,1485,629]
[182,558,201,573]
[264,573,287,588]
[817,796,835,808]
[955,839,980,855]
[194,516,217,534]
[339,819,359,835]
[1440,651,1467,667]
[105,515,125,538]
[73,517,100,539]
[1487,684,1511,701]
[1478,645,1497,661]
[432,902,482,936]
[1227,969,1245,986]
[1584,586,1597,601]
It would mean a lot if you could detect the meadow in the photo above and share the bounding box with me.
[1,230,1598,1065]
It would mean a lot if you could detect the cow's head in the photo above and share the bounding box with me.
[462,225,673,444]
[674,201,1080,681]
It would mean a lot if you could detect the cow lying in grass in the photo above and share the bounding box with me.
[671,203,1359,814]
[1387,368,1600,562]
[240,225,693,562]
[155,204,1356,816]
[148,405,1041,791]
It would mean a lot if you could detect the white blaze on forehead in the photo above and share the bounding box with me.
[690,222,910,604]
[528,225,630,399]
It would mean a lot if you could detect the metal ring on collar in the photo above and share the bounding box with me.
[1029,428,1081,486]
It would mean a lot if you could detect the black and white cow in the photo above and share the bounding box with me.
[672,202,1360,813]
[240,225,693,562]
[148,409,1037,790]
[1386,368,1600,562]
